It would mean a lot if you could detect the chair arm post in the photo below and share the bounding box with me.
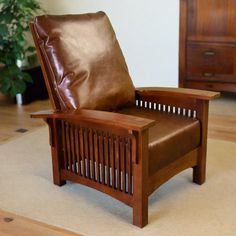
[44,118,66,186]
[44,118,54,147]
[193,99,210,184]
[132,129,149,228]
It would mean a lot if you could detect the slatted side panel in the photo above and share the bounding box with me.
[61,121,134,195]
[136,99,197,118]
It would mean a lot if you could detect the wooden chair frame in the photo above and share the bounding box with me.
[30,23,219,227]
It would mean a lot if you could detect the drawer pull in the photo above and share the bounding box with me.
[203,72,214,77]
[204,51,215,56]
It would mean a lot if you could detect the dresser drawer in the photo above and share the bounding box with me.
[186,43,236,82]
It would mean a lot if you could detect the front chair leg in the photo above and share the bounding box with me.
[133,192,148,228]
[47,118,66,187]
[133,129,149,228]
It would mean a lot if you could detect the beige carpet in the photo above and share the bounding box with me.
[0,127,235,236]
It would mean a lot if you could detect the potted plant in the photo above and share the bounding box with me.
[0,0,43,102]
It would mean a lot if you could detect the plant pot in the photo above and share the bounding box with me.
[16,58,29,68]
[15,93,23,105]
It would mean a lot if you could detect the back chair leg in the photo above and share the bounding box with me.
[193,147,206,185]
[193,100,209,185]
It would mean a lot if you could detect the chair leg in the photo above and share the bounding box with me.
[132,129,149,227]
[46,119,66,187]
[51,146,66,186]
[133,195,148,228]
[194,100,209,185]
[193,147,206,185]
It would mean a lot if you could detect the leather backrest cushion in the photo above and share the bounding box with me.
[34,12,135,111]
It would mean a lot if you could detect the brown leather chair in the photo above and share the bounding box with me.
[30,12,219,228]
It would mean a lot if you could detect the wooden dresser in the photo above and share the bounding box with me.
[179,0,236,92]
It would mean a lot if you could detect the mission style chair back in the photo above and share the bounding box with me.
[30,12,219,227]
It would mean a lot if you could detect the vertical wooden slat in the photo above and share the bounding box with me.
[115,137,120,190]
[104,133,109,185]
[131,136,136,194]
[59,122,136,196]
[74,126,81,175]
[65,122,72,171]
[70,125,76,173]
[84,128,89,178]
[89,128,94,180]
[126,138,131,194]
[98,133,104,184]
[120,138,125,191]
[79,128,85,176]
[109,135,115,188]
[61,120,67,170]
[94,131,99,182]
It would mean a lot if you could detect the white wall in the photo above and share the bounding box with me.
[38,0,179,87]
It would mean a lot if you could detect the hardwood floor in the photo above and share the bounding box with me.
[0,210,81,236]
[209,114,236,142]
[208,92,236,142]
[0,95,50,144]
[0,92,235,235]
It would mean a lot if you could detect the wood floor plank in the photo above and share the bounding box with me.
[0,210,81,236]
[0,97,50,144]
[209,114,236,142]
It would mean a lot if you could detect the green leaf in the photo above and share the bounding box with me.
[8,64,21,75]
[0,66,11,79]
[0,13,13,23]
[20,72,33,83]
[0,24,8,36]
[9,79,26,97]
[0,80,11,93]
[0,0,44,97]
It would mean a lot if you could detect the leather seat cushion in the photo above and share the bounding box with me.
[33,12,135,111]
[117,106,201,175]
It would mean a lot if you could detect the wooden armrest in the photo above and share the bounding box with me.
[31,109,155,132]
[136,87,220,100]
